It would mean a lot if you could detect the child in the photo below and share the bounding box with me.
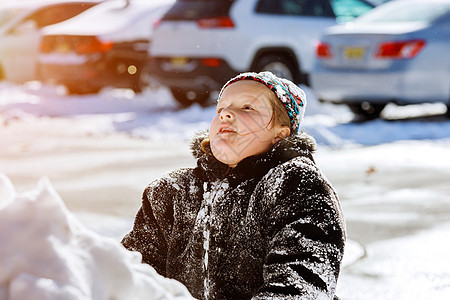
[122,71,346,300]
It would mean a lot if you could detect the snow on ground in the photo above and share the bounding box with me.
[1,81,450,299]
[313,140,450,299]
[338,222,450,299]
[1,81,449,146]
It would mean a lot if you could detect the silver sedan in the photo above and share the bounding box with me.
[310,0,450,119]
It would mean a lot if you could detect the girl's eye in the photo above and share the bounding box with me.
[216,107,224,114]
[242,105,254,110]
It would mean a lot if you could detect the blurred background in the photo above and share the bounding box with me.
[1,0,449,299]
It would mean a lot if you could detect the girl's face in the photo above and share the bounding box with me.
[209,80,289,167]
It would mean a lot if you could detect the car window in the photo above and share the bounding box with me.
[355,2,450,24]
[330,0,374,23]
[23,3,97,28]
[256,0,335,17]
[54,1,169,31]
[163,0,233,20]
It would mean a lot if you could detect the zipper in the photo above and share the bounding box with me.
[202,179,228,300]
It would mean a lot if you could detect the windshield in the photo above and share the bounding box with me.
[355,1,450,23]
[48,1,158,32]
[163,0,233,20]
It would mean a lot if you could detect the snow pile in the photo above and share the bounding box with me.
[0,174,194,300]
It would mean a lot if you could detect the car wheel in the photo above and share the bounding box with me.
[347,102,386,120]
[65,83,101,95]
[170,88,210,107]
[254,55,298,83]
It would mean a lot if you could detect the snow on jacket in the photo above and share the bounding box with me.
[122,131,346,300]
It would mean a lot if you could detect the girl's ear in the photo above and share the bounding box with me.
[273,126,290,144]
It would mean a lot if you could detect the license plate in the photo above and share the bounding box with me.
[344,47,365,60]
[170,57,189,66]
[56,43,71,53]
[162,57,194,72]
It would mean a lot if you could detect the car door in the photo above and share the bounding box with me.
[251,0,337,74]
[250,0,375,74]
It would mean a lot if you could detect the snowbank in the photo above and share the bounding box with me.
[0,174,194,300]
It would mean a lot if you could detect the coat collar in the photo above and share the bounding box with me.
[191,131,317,182]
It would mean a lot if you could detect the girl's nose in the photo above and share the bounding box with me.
[220,107,234,120]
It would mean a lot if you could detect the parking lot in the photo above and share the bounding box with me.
[1,82,450,299]
[1,0,450,298]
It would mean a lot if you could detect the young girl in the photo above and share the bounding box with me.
[122,71,346,300]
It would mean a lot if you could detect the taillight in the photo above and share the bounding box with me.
[375,40,425,59]
[197,16,234,29]
[40,41,52,53]
[316,41,333,59]
[75,37,114,54]
[200,58,222,67]
[40,36,54,53]
[153,18,162,29]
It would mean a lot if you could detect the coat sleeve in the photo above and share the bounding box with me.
[251,158,346,300]
[121,176,178,277]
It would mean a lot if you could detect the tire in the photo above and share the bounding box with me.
[132,63,150,94]
[347,102,386,120]
[170,88,210,107]
[254,54,299,83]
[132,65,150,93]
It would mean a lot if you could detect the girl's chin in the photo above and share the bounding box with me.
[216,157,240,168]
[210,142,242,166]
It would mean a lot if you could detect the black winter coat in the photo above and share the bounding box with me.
[122,131,346,300]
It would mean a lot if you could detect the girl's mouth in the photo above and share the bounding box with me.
[218,126,237,135]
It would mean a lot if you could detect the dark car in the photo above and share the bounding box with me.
[0,0,102,83]
[38,0,174,94]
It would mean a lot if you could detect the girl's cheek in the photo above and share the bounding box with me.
[209,123,216,137]
[240,114,265,129]
[210,117,223,139]
[210,115,220,129]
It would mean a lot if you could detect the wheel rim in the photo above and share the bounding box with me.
[171,88,210,107]
[348,102,386,119]
[262,62,294,81]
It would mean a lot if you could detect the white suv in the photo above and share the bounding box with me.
[149,0,376,106]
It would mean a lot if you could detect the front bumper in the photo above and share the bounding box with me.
[38,50,148,89]
[310,64,449,105]
[148,57,238,92]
